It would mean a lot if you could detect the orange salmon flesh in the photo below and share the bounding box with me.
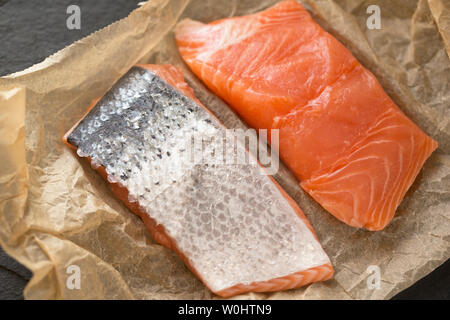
[175,0,438,231]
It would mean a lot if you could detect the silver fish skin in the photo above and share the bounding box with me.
[67,66,331,294]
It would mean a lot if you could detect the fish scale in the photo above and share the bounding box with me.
[64,64,333,297]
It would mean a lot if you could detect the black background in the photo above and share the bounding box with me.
[0,0,448,300]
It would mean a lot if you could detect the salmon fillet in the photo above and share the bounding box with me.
[63,64,333,297]
[175,0,438,231]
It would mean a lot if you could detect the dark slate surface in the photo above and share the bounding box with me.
[0,0,448,300]
[0,0,140,76]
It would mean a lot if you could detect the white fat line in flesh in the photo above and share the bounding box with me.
[375,135,419,228]
[371,144,405,227]
[310,150,393,183]
[196,18,257,68]
[374,136,412,227]
[309,187,358,225]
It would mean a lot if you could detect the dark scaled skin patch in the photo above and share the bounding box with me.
[67,66,213,181]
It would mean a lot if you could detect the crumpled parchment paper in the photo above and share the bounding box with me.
[0,0,448,300]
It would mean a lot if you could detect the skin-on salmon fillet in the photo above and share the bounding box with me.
[175,0,438,231]
[63,64,333,297]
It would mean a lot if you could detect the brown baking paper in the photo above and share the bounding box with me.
[0,0,448,300]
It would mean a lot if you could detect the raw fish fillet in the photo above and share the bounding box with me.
[63,64,333,297]
[175,0,438,230]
